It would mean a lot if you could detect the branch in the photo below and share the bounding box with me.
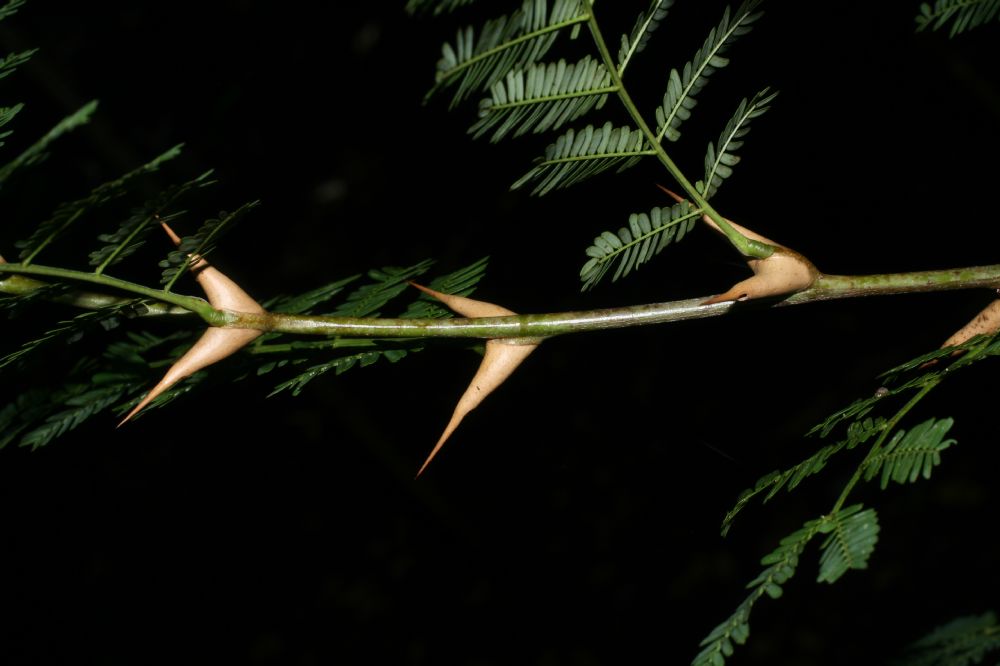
[2,262,999,339]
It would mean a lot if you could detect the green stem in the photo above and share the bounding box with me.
[830,380,940,514]
[2,262,999,338]
[584,5,773,259]
[0,263,217,320]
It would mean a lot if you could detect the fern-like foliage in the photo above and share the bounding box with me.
[579,200,699,290]
[0,300,139,370]
[470,55,615,142]
[655,0,763,143]
[916,0,1000,36]
[721,417,885,536]
[88,170,216,273]
[693,518,823,666]
[0,103,23,147]
[0,100,97,188]
[617,0,675,74]
[422,2,774,287]
[265,275,361,316]
[898,612,1000,666]
[0,331,190,449]
[816,504,879,584]
[16,143,182,264]
[265,258,489,396]
[159,200,259,290]
[699,87,776,199]
[326,260,436,318]
[862,417,956,489]
[406,0,477,15]
[511,122,653,195]
[427,0,588,107]
[702,331,1000,664]
[0,47,35,82]
[0,0,26,22]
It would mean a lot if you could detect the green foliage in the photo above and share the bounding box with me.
[470,55,614,142]
[159,200,259,290]
[898,612,1000,666]
[618,0,675,74]
[0,331,190,449]
[862,417,956,489]
[0,100,97,188]
[326,260,435,317]
[427,0,588,107]
[916,0,1000,36]
[89,170,216,273]
[816,504,879,584]
[700,87,776,199]
[406,0,477,15]
[0,0,26,22]
[721,417,885,536]
[693,518,823,666]
[422,0,775,283]
[655,0,762,143]
[579,200,699,290]
[0,300,138,370]
[0,48,36,81]
[702,331,1000,664]
[264,257,489,396]
[16,143,182,264]
[511,122,652,195]
[266,275,361,315]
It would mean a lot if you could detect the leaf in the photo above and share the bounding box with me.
[0,102,24,147]
[700,87,777,199]
[327,260,436,318]
[266,275,361,315]
[88,170,216,273]
[400,256,489,318]
[693,518,823,666]
[654,0,763,142]
[428,0,590,108]
[159,199,258,289]
[862,417,956,489]
[512,122,653,195]
[16,143,182,264]
[20,385,127,450]
[816,504,879,584]
[409,284,540,476]
[579,200,699,290]
[0,0,27,22]
[0,48,36,82]
[899,611,1000,666]
[268,347,415,397]
[0,300,138,370]
[0,100,97,189]
[406,0,477,15]
[617,0,675,74]
[470,56,615,142]
[720,417,885,536]
[916,0,1000,36]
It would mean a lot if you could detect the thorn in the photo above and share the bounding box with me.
[923,297,1000,368]
[119,223,265,426]
[657,185,819,304]
[409,282,540,477]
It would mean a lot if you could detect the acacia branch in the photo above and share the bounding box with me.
[2,262,999,338]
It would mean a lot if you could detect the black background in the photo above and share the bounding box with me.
[1,2,998,664]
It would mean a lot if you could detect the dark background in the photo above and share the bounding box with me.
[1,2,998,664]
